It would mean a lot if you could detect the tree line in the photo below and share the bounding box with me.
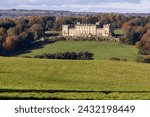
[0,16,55,52]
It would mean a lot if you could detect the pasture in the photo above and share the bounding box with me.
[0,57,150,99]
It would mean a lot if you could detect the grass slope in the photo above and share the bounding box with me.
[16,41,137,61]
[0,57,150,99]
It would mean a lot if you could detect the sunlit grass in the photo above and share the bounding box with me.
[17,41,137,61]
[0,57,150,99]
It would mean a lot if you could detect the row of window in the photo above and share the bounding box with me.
[76,27,96,30]
[76,31,96,33]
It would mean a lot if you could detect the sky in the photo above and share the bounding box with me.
[0,0,150,13]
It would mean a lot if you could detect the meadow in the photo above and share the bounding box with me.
[0,57,150,100]
[15,41,137,61]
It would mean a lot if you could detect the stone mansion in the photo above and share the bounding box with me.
[62,22,111,37]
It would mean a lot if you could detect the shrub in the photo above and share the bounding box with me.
[110,57,121,61]
[136,55,150,63]
[34,52,94,60]
[22,56,32,58]
[110,57,128,61]
[47,36,118,42]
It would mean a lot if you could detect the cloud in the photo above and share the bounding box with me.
[0,0,141,6]
[0,0,150,13]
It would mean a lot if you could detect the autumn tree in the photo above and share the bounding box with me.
[2,35,20,51]
[15,19,29,33]
[29,24,44,40]
[45,16,56,30]
[121,17,144,44]
[7,27,19,36]
[0,28,6,51]
[0,19,16,29]
[19,31,34,47]
[136,23,150,55]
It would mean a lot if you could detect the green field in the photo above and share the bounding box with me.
[16,41,137,61]
[0,57,150,100]
[114,29,124,35]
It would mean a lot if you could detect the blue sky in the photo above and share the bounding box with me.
[0,0,150,13]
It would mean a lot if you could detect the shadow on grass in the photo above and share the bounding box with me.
[0,72,9,74]
[0,96,66,100]
[1,89,150,100]
[1,40,56,57]
[0,89,150,94]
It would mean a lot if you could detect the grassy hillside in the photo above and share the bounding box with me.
[15,41,137,61]
[0,57,150,99]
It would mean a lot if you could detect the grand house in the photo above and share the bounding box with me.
[62,22,111,37]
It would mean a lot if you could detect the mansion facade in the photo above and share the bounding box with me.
[62,22,111,37]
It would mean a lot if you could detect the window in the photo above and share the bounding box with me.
[105,30,108,34]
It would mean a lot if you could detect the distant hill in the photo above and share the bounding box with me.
[0,9,150,18]
[0,9,97,18]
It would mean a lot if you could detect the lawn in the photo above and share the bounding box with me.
[0,57,150,100]
[114,29,124,35]
[16,41,137,61]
